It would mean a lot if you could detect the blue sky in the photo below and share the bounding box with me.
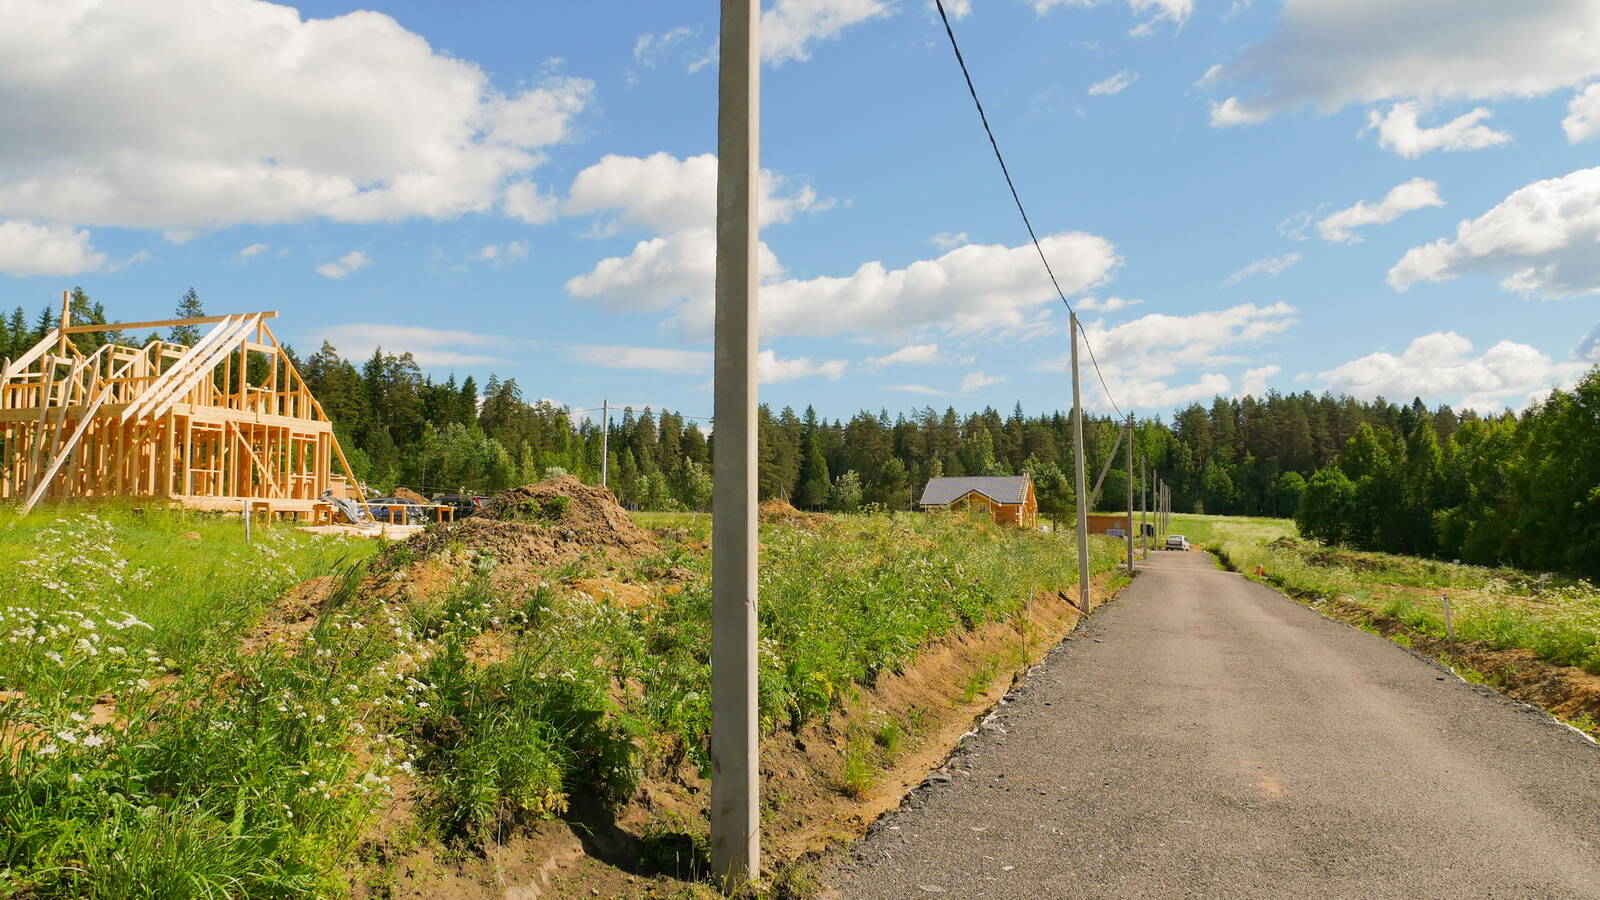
[2,0,1597,419]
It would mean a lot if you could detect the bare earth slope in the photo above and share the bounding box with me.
[832,550,1600,899]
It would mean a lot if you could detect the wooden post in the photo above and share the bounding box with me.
[711,0,761,885]
[57,290,70,356]
[1125,414,1135,574]
[1070,312,1090,614]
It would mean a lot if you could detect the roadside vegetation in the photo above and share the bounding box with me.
[0,501,1118,897]
[1176,513,1600,679]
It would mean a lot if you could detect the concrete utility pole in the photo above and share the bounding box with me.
[710,0,760,885]
[1140,455,1149,556]
[1070,312,1091,614]
[1125,415,1134,574]
[600,399,609,488]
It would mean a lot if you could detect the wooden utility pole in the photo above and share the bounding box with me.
[1140,455,1149,556]
[600,399,609,488]
[1070,312,1090,614]
[710,0,760,885]
[1125,414,1134,574]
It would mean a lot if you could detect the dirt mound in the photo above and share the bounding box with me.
[399,476,658,572]
[759,497,831,527]
[391,487,428,504]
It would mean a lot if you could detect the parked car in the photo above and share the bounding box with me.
[1165,534,1190,551]
[432,493,479,518]
[366,497,425,524]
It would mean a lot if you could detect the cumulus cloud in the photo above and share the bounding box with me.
[763,0,892,65]
[865,343,975,368]
[1201,0,1600,124]
[1038,302,1297,410]
[1388,167,1600,297]
[1209,96,1270,127]
[1564,83,1600,143]
[1222,252,1301,286]
[1317,178,1443,244]
[929,231,969,249]
[960,371,1006,392]
[237,243,268,261]
[470,241,529,266]
[1078,296,1142,312]
[1578,324,1600,362]
[1319,331,1587,412]
[1363,103,1512,158]
[564,153,828,234]
[1032,0,1192,33]
[314,323,516,367]
[1239,364,1281,398]
[0,220,106,276]
[0,0,591,230]
[315,251,372,279]
[940,0,974,18]
[566,344,844,383]
[1088,71,1137,96]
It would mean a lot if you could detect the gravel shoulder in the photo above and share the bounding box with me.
[830,550,1600,899]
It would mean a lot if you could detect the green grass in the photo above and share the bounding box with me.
[0,503,1123,896]
[1173,512,1600,676]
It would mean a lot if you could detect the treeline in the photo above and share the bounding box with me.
[11,288,1595,569]
[1295,369,1599,580]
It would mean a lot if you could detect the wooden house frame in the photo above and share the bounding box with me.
[0,292,363,518]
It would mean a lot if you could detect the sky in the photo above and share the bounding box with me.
[1,0,1597,420]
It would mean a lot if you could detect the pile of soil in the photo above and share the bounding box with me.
[398,476,658,572]
[391,487,429,504]
[759,497,830,527]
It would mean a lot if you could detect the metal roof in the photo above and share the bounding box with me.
[919,475,1031,507]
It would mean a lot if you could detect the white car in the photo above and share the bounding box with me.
[1165,534,1190,551]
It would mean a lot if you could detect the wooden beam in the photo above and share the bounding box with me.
[20,385,113,515]
[62,311,278,335]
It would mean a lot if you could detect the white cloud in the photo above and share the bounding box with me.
[0,220,105,276]
[1201,0,1600,123]
[960,371,1005,392]
[237,243,268,260]
[163,229,197,245]
[1363,103,1512,158]
[940,0,974,18]
[929,231,969,249]
[314,323,515,367]
[1088,71,1137,96]
[565,229,784,315]
[1222,252,1301,286]
[315,250,372,279]
[866,343,974,368]
[1388,167,1600,297]
[886,383,957,397]
[1319,331,1587,412]
[1578,324,1600,362]
[566,344,845,383]
[565,153,828,234]
[1317,178,1443,244]
[1039,302,1298,410]
[503,182,561,225]
[1239,364,1280,397]
[0,0,592,230]
[1563,83,1600,143]
[470,241,529,266]
[634,26,698,67]
[1032,0,1192,33]
[1209,97,1269,127]
[762,0,893,65]
[1078,295,1142,312]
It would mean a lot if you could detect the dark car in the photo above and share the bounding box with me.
[366,497,426,524]
[432,493,479,519]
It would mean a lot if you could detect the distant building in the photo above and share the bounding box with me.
[919,475,1038,528]
[1086,512,1132,535]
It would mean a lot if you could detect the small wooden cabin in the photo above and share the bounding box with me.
[0,292,362,519]
[919,475,1038,528]
[1086,512,1132,535]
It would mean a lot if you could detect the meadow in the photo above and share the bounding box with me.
[0,503,1120,897]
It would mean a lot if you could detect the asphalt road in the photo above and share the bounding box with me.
[831,550,1600,899]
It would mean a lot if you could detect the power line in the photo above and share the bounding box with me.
[931,0,1127,421]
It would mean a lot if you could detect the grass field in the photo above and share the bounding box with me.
[0,503,1121,897]
[1172,513,1600,677]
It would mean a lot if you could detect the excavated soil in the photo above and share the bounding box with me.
[391,477,659,580]
[392,487,429,504]
[758,498,830,528]
[239,574,344,655]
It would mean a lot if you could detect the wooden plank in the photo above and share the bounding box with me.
[119,315,244,422]
[20,384,113,515]
[140,315,262,423]
[229,420,281,498]
[62,311,277,335]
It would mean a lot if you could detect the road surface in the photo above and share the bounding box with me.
[832,550,1600,898]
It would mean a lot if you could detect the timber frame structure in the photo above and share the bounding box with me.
[0,292,363,517]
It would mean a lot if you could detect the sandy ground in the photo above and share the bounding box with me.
[832,550,1600,899]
